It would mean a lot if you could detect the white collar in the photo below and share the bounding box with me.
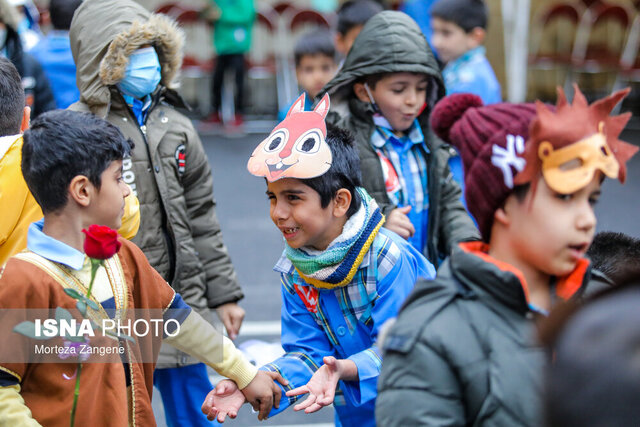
[0,134,21,160]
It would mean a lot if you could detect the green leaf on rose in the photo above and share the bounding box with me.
[13,321,50,340]
[55,307,73,323]
[64,288,83,300]
[82,297,99,311]
[76,301,87,316]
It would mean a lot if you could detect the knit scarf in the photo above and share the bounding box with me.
[285,187,385,289]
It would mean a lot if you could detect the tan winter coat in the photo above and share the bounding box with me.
[69,0,243,367]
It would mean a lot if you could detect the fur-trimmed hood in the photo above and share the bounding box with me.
[69,0,184,117]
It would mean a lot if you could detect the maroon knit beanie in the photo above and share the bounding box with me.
[431,94,538,241]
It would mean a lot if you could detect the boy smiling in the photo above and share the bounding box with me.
[269,178,348,250]
[376,88,638,426]
[202,95,434,426]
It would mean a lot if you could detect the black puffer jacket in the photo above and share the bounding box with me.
[377,242,599,426]
[321,11,479,266]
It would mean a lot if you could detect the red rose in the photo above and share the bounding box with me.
[82,225,121,260]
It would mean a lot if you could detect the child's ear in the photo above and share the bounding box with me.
[68,175,93,208]
[493,206,509,226]
[468,27,486,48]
[20,106,30,133]
[353,82,371,103]
[333,189,352,217]
[494,194,517,228]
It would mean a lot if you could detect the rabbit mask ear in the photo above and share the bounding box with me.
[313,93,330,119]
[247,94,333,182]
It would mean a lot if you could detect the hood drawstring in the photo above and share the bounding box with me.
[363,82,381,114]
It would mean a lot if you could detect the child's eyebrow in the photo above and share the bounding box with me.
[265,189,305,196]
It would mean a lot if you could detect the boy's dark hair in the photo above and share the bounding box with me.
[359,72,390,90]
[587,231,640,286]
[359,71,429,90]
[294,29,336,67]
[22,110,132,214]
[336,0,383,36]
[50,0,83,31]
[430,0,488,32]
[512,183,530,203]
[0,57,25,137]
[301,125,363,217]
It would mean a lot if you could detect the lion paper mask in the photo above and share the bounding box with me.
[515,86,638,193]
[538,123,620,194]
[247,93,332,182]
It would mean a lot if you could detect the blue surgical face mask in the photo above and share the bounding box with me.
[117,47,162,99]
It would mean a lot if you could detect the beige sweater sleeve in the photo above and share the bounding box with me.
[164,310,257,389]
[0,385,42,427]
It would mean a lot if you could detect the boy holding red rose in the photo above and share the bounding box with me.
[0,110,284,426]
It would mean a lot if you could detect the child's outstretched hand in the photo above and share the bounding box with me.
[241,370,288,421]
[285,356,357,414]
[201,380,244,423]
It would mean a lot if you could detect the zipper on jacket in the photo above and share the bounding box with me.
[119,89,178,284]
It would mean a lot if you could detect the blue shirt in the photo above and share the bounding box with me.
[261,229,435,426]
[371,118,430,254]
[278,91,314,121]
[443,46,502,105]
[27,219,85,270]
[400,0,438,49]
[29,31,79,109]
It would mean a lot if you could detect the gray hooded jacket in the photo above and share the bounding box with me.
[69,0,242,367]
[321,11,479,266]
[377,245,598,426]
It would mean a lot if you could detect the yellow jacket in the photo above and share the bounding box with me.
[0,135,140,267]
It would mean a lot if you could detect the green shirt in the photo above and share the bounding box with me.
[211,0,255,54]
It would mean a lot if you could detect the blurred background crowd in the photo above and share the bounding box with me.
[5,0,640,130]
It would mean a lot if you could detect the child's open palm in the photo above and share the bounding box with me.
[201,380,245,423]
[285,356,344,414]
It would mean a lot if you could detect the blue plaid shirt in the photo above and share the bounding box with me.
[371,118,430,254]
[261,228,435,426]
